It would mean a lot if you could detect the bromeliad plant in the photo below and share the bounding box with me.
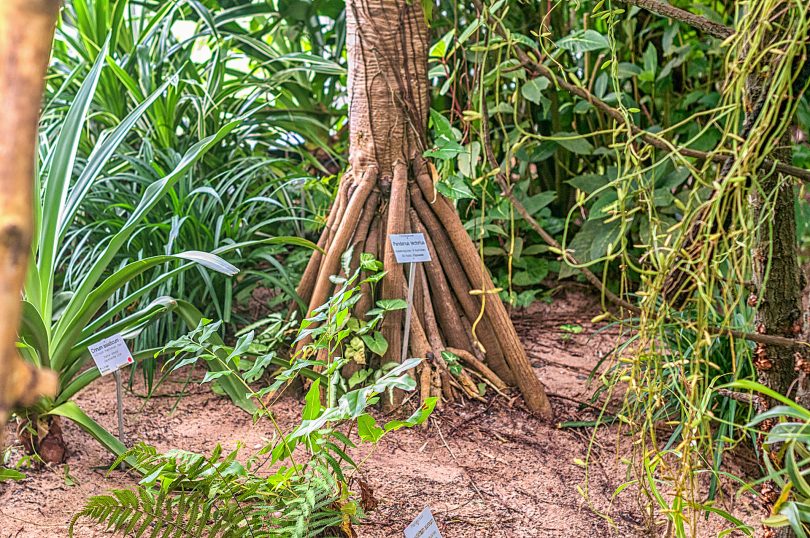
[15,41,251,463]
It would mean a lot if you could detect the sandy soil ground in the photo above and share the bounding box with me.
[0,289,763,537]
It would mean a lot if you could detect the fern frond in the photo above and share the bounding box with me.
[72,447,355,538]
[70,487,205,538]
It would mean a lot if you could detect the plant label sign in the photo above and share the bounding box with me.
[88,334,134,376]
[404,507,442,538]
[389,233,431,363]
[389,233,431,264]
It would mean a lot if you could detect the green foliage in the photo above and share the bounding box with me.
[156,316,322,410]
[71,265,436,537]
[70,444,350,538]
[24,0,345,455]
[47,0,346,355]
[730,381,810,536]
[35,0,810,533]
[0,468,26,483]
[422,0,810,307]
[275,250,408,406]
[424,0,807,533]
[19,36,253,455]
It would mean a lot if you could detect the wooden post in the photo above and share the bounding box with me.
[0,0,61,443]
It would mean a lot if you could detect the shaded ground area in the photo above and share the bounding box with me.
[1,290,761,537]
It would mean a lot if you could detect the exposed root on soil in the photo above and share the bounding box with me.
[294,157,551,418]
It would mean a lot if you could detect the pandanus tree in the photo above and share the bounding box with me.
[296,0,552,417]
[0,0,60,442]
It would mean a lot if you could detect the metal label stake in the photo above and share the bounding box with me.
[389,233,432,363]
[113,369,125,445]
[401,261,416,363]
[88,334,134,470]
[113,369,128,470]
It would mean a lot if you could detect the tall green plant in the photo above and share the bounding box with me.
[18,40,255,460]
[50,0,347,347]
[70,256,436,537]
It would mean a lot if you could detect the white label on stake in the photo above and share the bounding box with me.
[389,233,432,264]
[88,334,134,376]
[404,507,442,538]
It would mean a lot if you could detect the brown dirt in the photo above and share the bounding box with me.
[0,289,763,537]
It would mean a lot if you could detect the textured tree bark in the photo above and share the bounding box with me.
[742,14,809,538]
[741,24,810,403]
[296,0,552,417]
[0,0,60,445]
[751,48,810,411]
[752,178,800,538]
[751,167,804,404]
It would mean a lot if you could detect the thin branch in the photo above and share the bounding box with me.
[518,55,810,182]
[477,100,810,351]
[715,388,757,405]
[614,0,733,40]
[472,0,810,184]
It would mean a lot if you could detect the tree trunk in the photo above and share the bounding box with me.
[743,11,810,538]
[752,160,803,537]
[0,0,60,445]
[749,39,810,409]
[751,167,805,404]
[296,0,552,418]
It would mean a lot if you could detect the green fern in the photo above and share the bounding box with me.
[70,444,353,538]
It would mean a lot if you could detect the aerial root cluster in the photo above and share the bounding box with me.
[296,158,551,417]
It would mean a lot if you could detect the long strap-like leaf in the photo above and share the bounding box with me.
[52,120,240,350]
[36,39,110,322]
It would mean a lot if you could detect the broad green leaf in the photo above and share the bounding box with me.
[567,174,607,194]
[424,136,464,160]
[376,299,407,311]
[557,30,610,53]
[38,40,109,319]
[512,258,549,287]
[360,332,388,356]
[515,140,556,162]
[384,397,437,432]
[303,379,322,420]
[429,109,460,142]
[521,76,550,104]
[458,142,480,178]
[0,469,26,482]
[642,43,658,79]
[437,176,475,200]
[357,414,384,443]
[559,218,620,279]
[520,191,557,216]
[555,133,594,155]
[429,29,455,59]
